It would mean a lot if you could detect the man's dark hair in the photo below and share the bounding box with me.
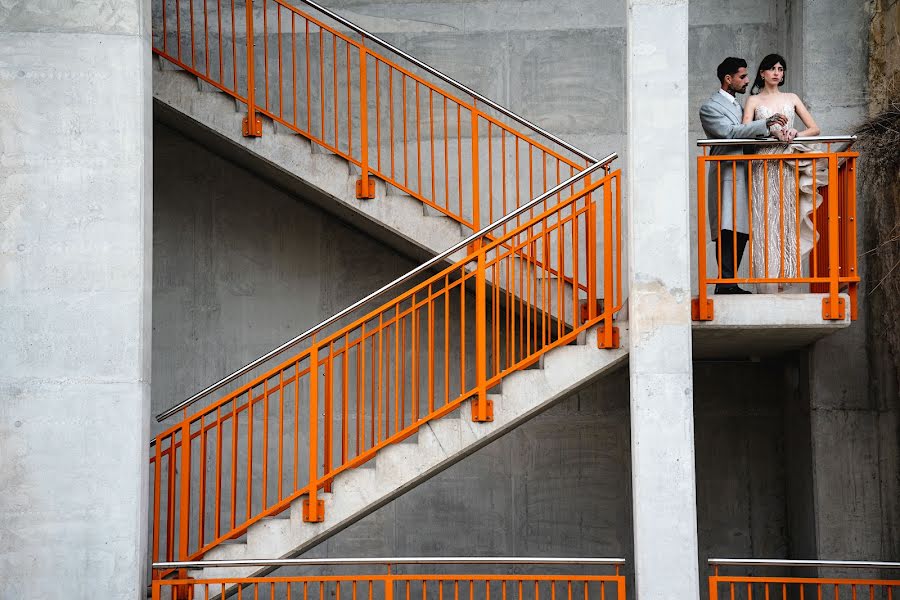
[717,57,747,83]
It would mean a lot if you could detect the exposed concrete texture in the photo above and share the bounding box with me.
[626,2,700,600]
[0,1,152,597]
[691,294,851,359]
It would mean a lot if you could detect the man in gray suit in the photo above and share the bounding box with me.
[699,57,787,294]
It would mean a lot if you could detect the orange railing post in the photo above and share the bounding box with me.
[356,43,375,199]
[693,154,713,321]
[822,154,844,320]
[303,341,324,522]
[598,176,619,348]
[242,0,262,137]
[472,240,492,422]
[178,421,191,560]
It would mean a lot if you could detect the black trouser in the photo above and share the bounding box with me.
[717,229,749,280]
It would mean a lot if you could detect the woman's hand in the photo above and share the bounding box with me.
[783,128,798,142]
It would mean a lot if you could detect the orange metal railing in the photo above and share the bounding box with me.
[152,0,593,233]
[693,138,860,321]
[149,166,622,568]
[151,559,626,600]
[709,559,900,600]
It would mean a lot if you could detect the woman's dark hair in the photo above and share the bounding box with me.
[751,53,787,94]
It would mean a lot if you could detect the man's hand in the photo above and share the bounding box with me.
[765,113,788,129]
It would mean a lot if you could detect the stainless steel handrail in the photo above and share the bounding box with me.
[709,559,900,570]
[698,135,857,147]
[292,0,597,164]
[155,153,618,422]
[154,557,626,570]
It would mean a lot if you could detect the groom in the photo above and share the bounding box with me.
[699,57,787,294]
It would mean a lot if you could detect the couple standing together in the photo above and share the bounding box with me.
[699,55,822,294]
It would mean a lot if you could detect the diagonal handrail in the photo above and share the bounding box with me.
[156,153,616,422]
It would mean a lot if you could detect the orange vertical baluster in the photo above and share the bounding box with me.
[292,13,297,126]
[333,34,338,147]
[303,341,323,522]
[402,76,409,188]
[306,20,312,133]
[600,178,617,347]
[277,371,285,502]
[242,0,262,136]
[342,338,349,465]
[261,379,269,509]
[416,84,422,196]
[430,89,436,207]
[323,348,333,492]
[230,0,237,91]
[198,415,207,550]
[175,0,182,61]
[178,421,191,559]
[214,407,223,539]
[216,0,223,85]
[347,43,352,156]
[389,68,395,180]
[824,154,843,319]
[472,238,491,422]
[695,156,712,320]
[376,60,382,172]
[357,44,375,198]
[152,439,163,564]
[277,6,284,119]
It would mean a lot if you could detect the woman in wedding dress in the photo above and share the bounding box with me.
[742,54,822,293]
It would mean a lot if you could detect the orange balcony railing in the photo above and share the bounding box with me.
[693,136,859,321]
[709,559,900,600]
[152,0,597,233]
[151,558,626,600]
[148,160,622,568]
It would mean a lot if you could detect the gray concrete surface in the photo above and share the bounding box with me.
[626,2,700,600]
[0,1,153,598]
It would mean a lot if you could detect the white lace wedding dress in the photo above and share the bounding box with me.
[751,104,827,293]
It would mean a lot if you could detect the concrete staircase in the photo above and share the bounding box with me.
[189,323,628,584]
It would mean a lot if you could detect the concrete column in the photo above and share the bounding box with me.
[626,1,700,600]
[0,1,152,598]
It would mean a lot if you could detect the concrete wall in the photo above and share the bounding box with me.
[0,1,153,598]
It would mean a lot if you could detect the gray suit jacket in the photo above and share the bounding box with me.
[698,92,769,239]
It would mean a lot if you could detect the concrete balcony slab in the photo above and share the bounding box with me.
[692,293,852,359]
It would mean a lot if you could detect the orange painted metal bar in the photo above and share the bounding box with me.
[242,0,261,136]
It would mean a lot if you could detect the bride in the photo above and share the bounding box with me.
[741,53,822,293]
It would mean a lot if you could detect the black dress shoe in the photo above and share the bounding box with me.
[715,284,752,294]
